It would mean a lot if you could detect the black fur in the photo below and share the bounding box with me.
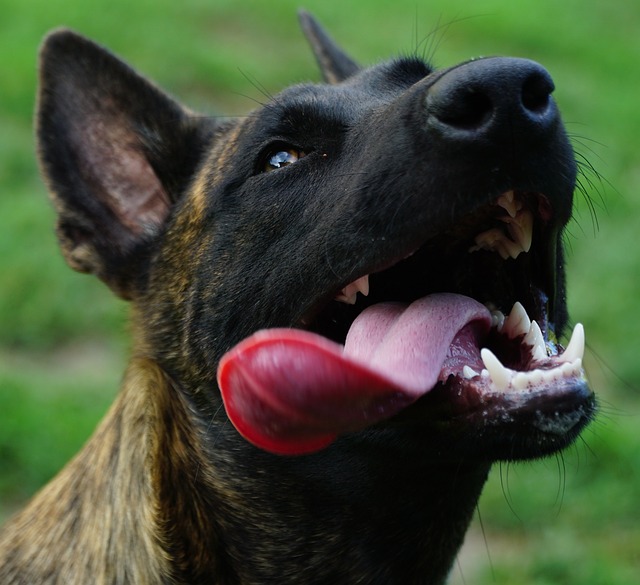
[0,12,595,584]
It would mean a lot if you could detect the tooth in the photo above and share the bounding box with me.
[335,275,370,305]
[472,229,502,251]
[559,323,585,363]
[462,366,479,379]
[471,228,515,255]
[472,193,533,260]
[561,358,583,377]
[520,210,533,252]
[529,369,544,385]
[513,357,584,392]
[560,361,577,377]
[497,190,517,218]
[513,368,544,391]
[490,310,505,331]
[353,275,370,297]
[525,321,547,361]
[499,207,533,256]
[335,290,357,305]
[495,239,514,260]
[515,368,546,390]
[503,302,531,339]
[504,221,525,254]
[507,209,533,253]
[512,371,529,391]
[504,238,525,259]
[472,227,527,260]
[481,348,512,391]
[572,357,583,375]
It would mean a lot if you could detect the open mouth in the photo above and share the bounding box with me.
[218,191,594,456]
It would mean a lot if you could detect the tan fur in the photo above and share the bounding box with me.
[0,360,173,584]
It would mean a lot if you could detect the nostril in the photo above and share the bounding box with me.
[445,90,493,130]
[521,72,554,116]
[428,88,494,131]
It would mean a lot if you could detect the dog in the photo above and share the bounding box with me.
[0,11,595,584]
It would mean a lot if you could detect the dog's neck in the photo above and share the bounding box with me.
[1,356,491,584]
[162,374,493,584]
[0,359,171,584]
[210,450,489,584]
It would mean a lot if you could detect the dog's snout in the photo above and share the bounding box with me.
[425,57,558,142]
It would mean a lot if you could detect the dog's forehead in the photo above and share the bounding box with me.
[263,57,432,124]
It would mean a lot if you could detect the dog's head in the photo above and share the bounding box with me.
[37,14,594,463]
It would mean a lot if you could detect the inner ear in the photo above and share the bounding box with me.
[67,109,171,238]
[37,30,216,299]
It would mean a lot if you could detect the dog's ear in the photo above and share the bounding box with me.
[298,11,360,84]
[37,30,215,300]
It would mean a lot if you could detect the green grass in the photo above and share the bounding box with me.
[1,0,639,581]
[0,344,123,506]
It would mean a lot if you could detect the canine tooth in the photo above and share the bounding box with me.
[462,366,479,379]
[559,323,585,363]
[525,321,547,361]
[503,302,531,339]
[480,348,512,391]
[520,210,533,252]
[504,209,534,253]
[354,275,370,297]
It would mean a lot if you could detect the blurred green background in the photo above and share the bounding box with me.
[0,0,638,582]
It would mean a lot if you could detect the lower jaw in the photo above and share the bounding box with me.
[385,367,595,461]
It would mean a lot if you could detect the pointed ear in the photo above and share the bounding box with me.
[298,10,360,84]
[37,30,216,299]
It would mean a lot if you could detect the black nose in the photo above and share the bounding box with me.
[425,57,558,142]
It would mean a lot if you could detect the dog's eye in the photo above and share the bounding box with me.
[263,146,305,172]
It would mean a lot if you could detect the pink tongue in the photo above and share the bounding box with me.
[218,293,490,455]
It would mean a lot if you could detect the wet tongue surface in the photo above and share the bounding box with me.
[217,293,491,455]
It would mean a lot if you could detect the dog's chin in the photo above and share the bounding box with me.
[380,361,593,461]
[302,189,595,459]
